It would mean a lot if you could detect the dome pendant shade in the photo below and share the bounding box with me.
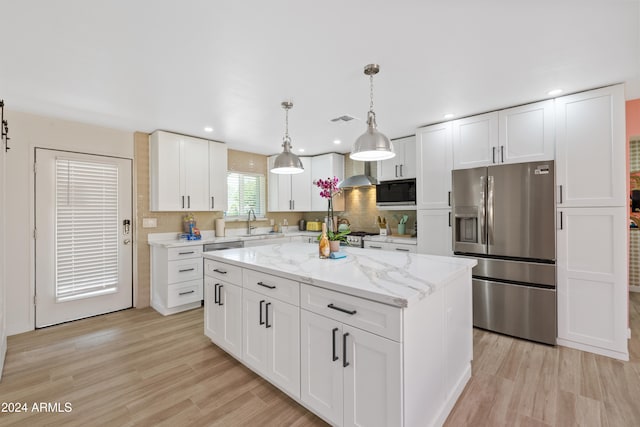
[350,111,395,161]
[271,137,304,174]
[271,101,304,174]
[350,64,394,161]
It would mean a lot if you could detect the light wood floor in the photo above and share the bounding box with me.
[1,294,639,426]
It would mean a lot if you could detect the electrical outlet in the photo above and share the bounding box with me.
[142,218,157,228]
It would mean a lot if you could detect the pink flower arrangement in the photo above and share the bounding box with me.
[313,176,349,241]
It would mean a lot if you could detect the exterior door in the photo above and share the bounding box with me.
[35,149,132,327]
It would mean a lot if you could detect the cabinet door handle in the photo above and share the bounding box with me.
[395,165,398,178]
[178,251,195,255]
[214,283,219,304]
[332,327,339,362]
[265,302,271,328]
[395,248,410,252]
[369,245,382,249]
[399,164,403,177]
[558,211,564,230]
[501,145,504,163]
[492,146,496,164]
[327,303,357,315]
[257,281,276,289]
[213,269,227,274]
[292,200,295,210]
[448,191,451,207]
[218,284,224,306]
[211,196,214,209]
[259,300,265,325]
[187,195,191,208]
[558,185,563,204]
[179,268,195,272]
[449,211,452,227]
[179,290,195,296]
[343,332,350,368]
[182,195,185,209]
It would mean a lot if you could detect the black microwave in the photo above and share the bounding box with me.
[375,179,417,206]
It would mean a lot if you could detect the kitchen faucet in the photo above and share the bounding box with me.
[247,208,257,235]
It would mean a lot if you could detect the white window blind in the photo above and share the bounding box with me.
[226,172,266,218]
[55,158,119,302]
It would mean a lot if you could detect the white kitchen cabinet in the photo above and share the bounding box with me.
[377,136,416,181]
[268,155,312,212]
[311,153,345,212]
[498,99,555,164]
[149,131,210,211]
[557,206,628,360]
[363,241,417,253]
[416,122,453,210]
[452,112,498,170]
[555,84,626,208]
[208,141,228,211]
[300,309,401,427]
[150,244,204,315]
[204,276,242,359]
[417,209,452,256]
[242,288,300,398]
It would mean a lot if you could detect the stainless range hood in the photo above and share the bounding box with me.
[338,160,377,188]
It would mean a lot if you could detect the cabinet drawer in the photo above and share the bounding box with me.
[167,279,203,308]
[204,259,242,285]
[168,258,203,283]
[300,284,402,342]
[243,269,300,306]
[389,243,417,253]
[168,245,203,260]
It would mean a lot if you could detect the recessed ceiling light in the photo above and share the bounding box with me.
[444,113,455,119]
[547,89,563,96]
[298,148,305,153]
[204,126,214,132]
[333,139,341,145]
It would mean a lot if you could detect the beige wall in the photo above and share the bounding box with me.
[134,133,302,307]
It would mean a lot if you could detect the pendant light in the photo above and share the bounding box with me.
[271,101,304,174]
[350,64,395,161]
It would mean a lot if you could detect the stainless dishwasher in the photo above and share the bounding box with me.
[203,241,244,252]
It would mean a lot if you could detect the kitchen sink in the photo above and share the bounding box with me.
[239,232,283,238]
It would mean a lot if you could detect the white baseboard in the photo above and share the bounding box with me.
[630,285,640,293]
[557,338,629,361]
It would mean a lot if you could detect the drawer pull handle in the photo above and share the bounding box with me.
[343,332,350,368]
[179,290,195,296]
[259,300,265,325]
[213,269,227,274]
[369,245,382,249]
[265,302,272,328]
[178,251,195,255]
[332,327,339,362]
[179,268,195,272]
[257,281,276,289]
[327,303,357,315]
[395,248,410,252]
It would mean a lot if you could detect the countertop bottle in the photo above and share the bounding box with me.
[319,223,330,259]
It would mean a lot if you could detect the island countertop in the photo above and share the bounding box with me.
[202,242,476,308]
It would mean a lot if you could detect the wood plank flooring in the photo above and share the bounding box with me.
[1,294,639,426]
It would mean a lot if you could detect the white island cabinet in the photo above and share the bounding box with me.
[203,243,475,427]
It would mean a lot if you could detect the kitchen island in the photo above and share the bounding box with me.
[202,243,476,427]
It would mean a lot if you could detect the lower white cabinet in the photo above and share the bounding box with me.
[417,209,453,256]
[204,277,242,359]
[363,241,417,253]
[242,288,300,398]
[300,310,401,427]
[557,206,628,359]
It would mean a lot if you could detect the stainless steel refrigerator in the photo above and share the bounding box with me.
[452,161,556,345]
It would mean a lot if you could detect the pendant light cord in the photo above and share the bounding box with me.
[369,73,374,113]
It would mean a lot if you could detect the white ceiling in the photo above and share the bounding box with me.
[1,1,639,156]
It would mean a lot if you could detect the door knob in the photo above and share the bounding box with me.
[123,239,131,245]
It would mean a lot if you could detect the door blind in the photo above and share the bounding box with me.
[55,158,119,301]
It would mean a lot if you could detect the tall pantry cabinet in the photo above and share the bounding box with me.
[555,84,629,360]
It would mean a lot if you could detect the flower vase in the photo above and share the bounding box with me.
[329,240,340,253]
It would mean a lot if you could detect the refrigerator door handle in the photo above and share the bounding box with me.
[479,176,486,244]
[487,175,495,245]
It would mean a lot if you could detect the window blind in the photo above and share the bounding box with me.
[226,172,266,218]
[55,158,119,301]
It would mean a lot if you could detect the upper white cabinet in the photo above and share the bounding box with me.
[268,156,312,212]
[416,122,453,209]
[377,136,416,181]
[452,100,554,170]
[311,153,345,212]
[452,112,498,170]
[499,100,555,164]
[208,141,228,211]
[555,85,626,208]
[150,131,228,212]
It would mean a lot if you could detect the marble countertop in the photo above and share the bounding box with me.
[202,243,475,308]
[364,235,418,245]
[148,229,319,248]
